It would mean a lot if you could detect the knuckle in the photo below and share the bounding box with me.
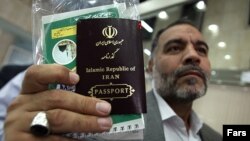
[4,115,13,129]
[4,133,27,141]
[7,96,25,112]
[72,117,84,129]
[44,90,65,108]
[7,99,20,112]
[79,97,97,113]
[4,109,22,130]
[54,69,66,79]
[79,97,87,112]
[25,65,40,79]
[49,136,64,141]
[52,66,69,82]
[74,116,97,132]
[47,109,66,127]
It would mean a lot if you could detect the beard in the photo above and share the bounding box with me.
[153,65,209,103]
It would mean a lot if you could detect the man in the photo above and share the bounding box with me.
[144,19,221,141]
[1,19,222,141]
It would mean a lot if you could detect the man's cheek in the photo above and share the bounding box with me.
[157,62,173,74]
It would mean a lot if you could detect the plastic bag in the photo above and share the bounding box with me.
[32,0,140,64]
[32,0,145,140]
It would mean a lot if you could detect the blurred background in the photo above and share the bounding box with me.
[0,0,249,134]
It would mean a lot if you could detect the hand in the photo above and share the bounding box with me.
[4,64,112,141]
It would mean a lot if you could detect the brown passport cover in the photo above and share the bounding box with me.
[76,18,146,114]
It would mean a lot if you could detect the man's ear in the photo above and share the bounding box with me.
[146,58,154,74]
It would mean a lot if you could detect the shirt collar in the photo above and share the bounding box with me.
[190,110,203,134]
[152,80,203,134]
[152,83,176,121]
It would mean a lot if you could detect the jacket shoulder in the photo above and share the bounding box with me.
[200,123,222,141]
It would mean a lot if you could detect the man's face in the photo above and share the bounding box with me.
[152,24,211,103]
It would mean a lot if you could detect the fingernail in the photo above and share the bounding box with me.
[69,72,79,84]
[97,117,112,130]
[96,102,111,115]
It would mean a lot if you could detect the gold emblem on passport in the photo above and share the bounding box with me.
[88,83,135,100]
[102,26,118,39]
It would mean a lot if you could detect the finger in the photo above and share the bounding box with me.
[22,90,111,116]
[37,135,79,141]
[20,110,112,134]
[21,64,79,94]
[7,132,79,141]
[4,112,78,141]
[47,109,113,133]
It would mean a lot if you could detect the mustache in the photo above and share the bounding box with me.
[173,65,208,82]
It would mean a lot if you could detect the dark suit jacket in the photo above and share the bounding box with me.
[143,90,222,141]
[87,91,222,141]
[0,65,29,89]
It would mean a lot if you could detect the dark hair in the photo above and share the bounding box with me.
[151,19,198,54]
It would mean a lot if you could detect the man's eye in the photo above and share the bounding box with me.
[165,46,181,53]
[197,46,208,55]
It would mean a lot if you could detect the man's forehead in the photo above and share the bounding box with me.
[159,24,203,42]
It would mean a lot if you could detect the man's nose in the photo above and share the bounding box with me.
[183,45,201,66]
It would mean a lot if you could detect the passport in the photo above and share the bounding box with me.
[76,18,146,114]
